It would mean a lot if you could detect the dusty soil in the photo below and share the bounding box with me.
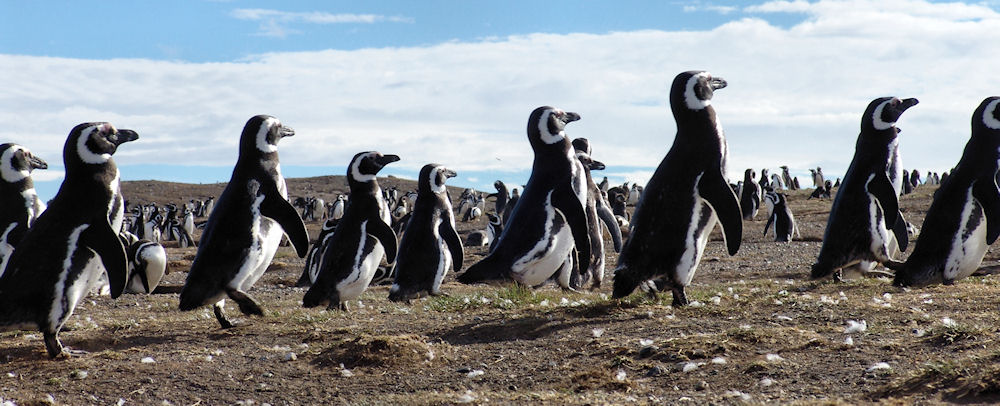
[3,177,1000,405]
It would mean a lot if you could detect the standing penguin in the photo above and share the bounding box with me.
[457,107,591,287]
[119,231,167,294]
[388,164,463,301]
[763,192,798,242]
[302,151,399,310]
[894,97,1000,287]
[489,180,510,216]
[612,71,742,305]
[781,166,796,190]
[0,123,136,357]
[179,115,309,328]
[811,97,918,280]
[0,143,48,276]
[572,138,623,289]
[739,168,760,220]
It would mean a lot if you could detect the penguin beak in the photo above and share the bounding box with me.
[27,153,47,170]
[376,154,400,167]
[590,160,606,171]
[898,98,919,112]
[280,126,295,138]
[115,129,140,145]
[563,112,581,124]
[443,169,457,178]
[710,77,727,90]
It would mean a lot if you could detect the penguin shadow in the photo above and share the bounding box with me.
[0,331,187,361]
[434,311,645,346]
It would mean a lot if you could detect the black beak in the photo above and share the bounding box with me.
[563,112,581,123]
[899,98,919,112]
[443,169,457,178]
[280,126,295,138]
[116,129,140,145]
[710,77,727,90]
[590,160,606,171]
[377,154,400,167]
[27,153,47,170]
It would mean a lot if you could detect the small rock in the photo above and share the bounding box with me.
[844,319,867,334]
[695,380,708,391]
[765,353,784,362]
[646,365,668,377]
[283,352,297,362]
[70,370,88,380]
[711,357,727,365]
[638,345,658,358]
[760,378,774,387]
[140,357,156,364]
[467,369,485,378]
[844,336,854,346]
[457,367,472,373]
[639,338,654,346]
[682,362,700,372]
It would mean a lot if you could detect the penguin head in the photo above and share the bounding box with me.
[241,115,294,156]
[527,106,580,148]
[419,163,456,195]
[349,151,400,183]
[973,96,1000,133]
[493,180,506,192]
[571,137,592,155]
[671,71,727,113]
[863,97,919,132]
[0,143,47,184]
[65,122,139,167]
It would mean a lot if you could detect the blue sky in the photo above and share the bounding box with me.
[2,0,999,201]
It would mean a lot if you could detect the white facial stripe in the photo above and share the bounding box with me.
[351,153,376,182]
[256,117,279,153]
[872,99,895,130]
[538,109,564,145]
[0,146,29,183]
[429,166,446,194]
[983,99,1000,130]
[78,125,111,164]
[685,72,712,110]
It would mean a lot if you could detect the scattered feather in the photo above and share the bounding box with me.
[942,317,957,327]
[711,357,727,365]
[615,369,627,382]
[867,362,891,372]
[844,320,867,334]
[844,336,854,346]
[467,369,485,378]
[140,357,156,364]
[592,328,605,338]
[765,354,784,362]
[760,378,774,387]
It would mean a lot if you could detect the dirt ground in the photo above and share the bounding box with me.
[3,176,1000,405]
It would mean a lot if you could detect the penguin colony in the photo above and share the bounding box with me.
[0,70,998,359]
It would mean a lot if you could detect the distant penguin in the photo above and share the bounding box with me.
[759,168,771,192]
[834,178,842,188]
[910,169,922,188]
[502,188,519,225]
[457,107,592,288]
[894,97,1000,287]
[330,194,347,220]
[490,180,510,216]
[627,184,642,206]
[302,152,399,310]
[119,231,167,294]
[815,167,825,188]
[811,97,918,281]
[0,143,48,276]
[781,166,796,190]
[612,71,742,305]
[763,192,798,242]
[902,170,913,195]
[388,164,464,301]
[740,168,760,220]
[179,115,309,328]
[0,122,137,357]
[809,169,818,187]
[792,177,801,190]
[598,177,609,193]
[771,173,784,190]
[572,137,623,289]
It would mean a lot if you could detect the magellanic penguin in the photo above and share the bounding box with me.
[179,115,309,328]
[388,164,463,302]
[893,97,1000,287]
[0,143,48,277]
[0,123,136,358]
[572,137,623,289]
[302,151,399,310]
[762,191,799,242]
[489,180,510,217]
[119,230,167,294]
[739,168,760,220]
[295,216,339,287]
[611,71,742,306]
[811,97,918,281]
[457,107,591,288]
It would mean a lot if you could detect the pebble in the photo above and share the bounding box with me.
[70,370,88,380]
[646,365,668,377]
[283,352,297,362]
[140,357,156,364]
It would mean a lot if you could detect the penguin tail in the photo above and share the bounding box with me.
[456,256,508,284]
[302,284,335,309]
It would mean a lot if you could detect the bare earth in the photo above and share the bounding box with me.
[2,177,1000,405]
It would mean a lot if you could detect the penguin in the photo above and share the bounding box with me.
[763,192,798,242]
[457,106,592,288]
[0,122,136,358]
[781,166,795,190]
[330,194,347,220]
[809,169,818,187]
[759,168,771,192]
[739,168,760,220]
[302,151,399,310]
[489,180,510,216]
[178,115,309,328]
[295,216,339,287]
[119,231,167,294]
[902,170,914,195]
[893,97,1000,287]
[388,164,464,302]
[572,138,624,289]
[502,188,519,225]
[811,97,918,281]
[0,143,48,277]
[611,71,742,305]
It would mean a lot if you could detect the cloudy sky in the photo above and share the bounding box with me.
[2,0,998,201]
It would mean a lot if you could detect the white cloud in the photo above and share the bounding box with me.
[2,0,998,187]
[231,8,413,37]
[27,170,65,183]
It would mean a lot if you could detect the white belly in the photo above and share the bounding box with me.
[0,223,17,278]
[432,219,452,293]
[49,225,106,330]
[944,194,988,281]
[867,187,892,258]
[676,196,717,287]
[336,220,385,302]
[511,192,576,286]
[231,193,283,291]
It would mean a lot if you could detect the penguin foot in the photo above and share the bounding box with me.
[832,270,844,283]
[214,304,235,329]
[226,289,264,316]
[671,288,689,307]
[327,301,348,312]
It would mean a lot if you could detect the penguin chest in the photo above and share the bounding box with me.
[232,194,283,291]
[511,191,575,286]
[49,224,106,329]
[944,190,988,281]
[0,222,18,277]
[22,188,44,226]
[335,220,385,302]
[676,192,718,287]
[865,175,893,254]
[430,217,453,292]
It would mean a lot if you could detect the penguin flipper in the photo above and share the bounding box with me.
[439,218,464,272]
[892,212,909,252]
[596,204,623,252]
[260,184,310,258]
[457,255,508,284]
[973,179,1000,244]
[763,213,775,237]
[367,218,398,264]
[83,219,128,299]
[552,186,591,276]
[698,169,742,255]
[866,173,899,227]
